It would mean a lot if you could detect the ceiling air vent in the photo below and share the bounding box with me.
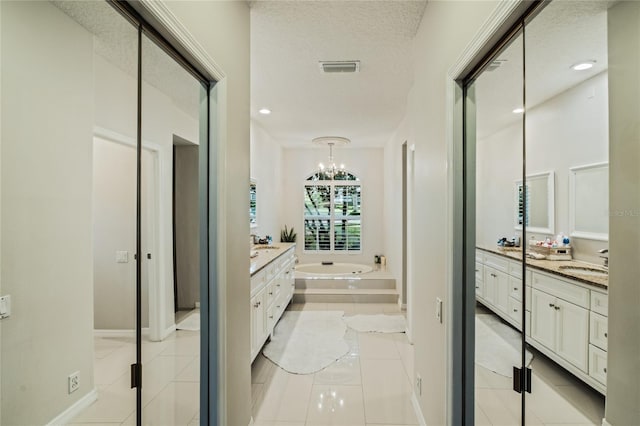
[319,60,360,73]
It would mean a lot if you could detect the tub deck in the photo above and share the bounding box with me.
[294,265,398,303]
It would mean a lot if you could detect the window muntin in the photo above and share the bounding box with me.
[304,173,361,252]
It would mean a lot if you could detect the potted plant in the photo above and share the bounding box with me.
[280,225,297,243]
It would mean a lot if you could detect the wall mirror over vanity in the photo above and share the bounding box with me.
[468,1,618,423]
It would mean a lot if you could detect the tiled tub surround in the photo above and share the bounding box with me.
[476,247,608,394]
[250,243,296,362]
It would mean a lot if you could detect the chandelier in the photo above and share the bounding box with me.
[312,136,350,179]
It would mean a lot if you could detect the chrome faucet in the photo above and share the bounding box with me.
[598,248,609,268]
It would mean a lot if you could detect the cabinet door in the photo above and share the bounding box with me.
[508,296,522,329]
[251,289,266,357]
[494,270,510,315]
[555,299,589,372]
[475,262,484,299]
[484,267,497,306]
[531,289,556,350]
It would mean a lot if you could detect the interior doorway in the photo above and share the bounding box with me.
[172,137,201,321]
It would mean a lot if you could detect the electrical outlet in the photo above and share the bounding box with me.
[416,374,422,396]
[68,372,80,394]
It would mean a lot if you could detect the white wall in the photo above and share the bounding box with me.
[282,147,384,266]
[384,1,500,423]
[476,72,609,263]
[162,3,251,425]
[250,121,283,240]
[605,2,640,423]
[0,2,95,423]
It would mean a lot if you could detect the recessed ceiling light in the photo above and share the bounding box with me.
[259,108,271,115]
[571,60,596,71]
[513,107,525,114]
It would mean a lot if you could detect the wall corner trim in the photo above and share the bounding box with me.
[46,388,98,426]
[411,392,428,426]
[138,0,226,81]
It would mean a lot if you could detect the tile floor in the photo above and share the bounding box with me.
[69,302,605,426]
[251,302,417,426]
[69,329,200,425]
[475,312,605,425]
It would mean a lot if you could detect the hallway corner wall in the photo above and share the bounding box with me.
[386,1,500,423]
[162,2,251,425]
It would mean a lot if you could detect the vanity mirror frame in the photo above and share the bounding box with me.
[250,178,257,228]
[514,170,555,234]
[569,162,608,241]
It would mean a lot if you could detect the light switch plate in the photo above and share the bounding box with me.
[435,297,442,323]
[0,295,11,319]
[116,251,129,263]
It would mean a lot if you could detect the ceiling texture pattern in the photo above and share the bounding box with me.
[250,1,428,148]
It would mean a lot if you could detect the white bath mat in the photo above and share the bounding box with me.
[475,314,532,377]
[263,311,349,374]
[176,311,200,331]
[344,314,407,333]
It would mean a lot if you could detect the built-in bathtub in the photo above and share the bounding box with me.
[294,262,397,303]
[295,262,373,277]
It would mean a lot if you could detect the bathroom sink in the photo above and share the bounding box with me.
[254,245,280,250]
[559,265,608,277]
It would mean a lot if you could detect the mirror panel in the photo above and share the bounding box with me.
[515,171,555,234]
[570,163,608,241]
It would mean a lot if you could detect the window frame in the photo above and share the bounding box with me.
[303,173,362,254]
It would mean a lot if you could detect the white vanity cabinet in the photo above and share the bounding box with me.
[250,244,296,362]
[476,248,608,394]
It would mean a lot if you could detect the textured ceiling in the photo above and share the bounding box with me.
[475,0,611,140]
[250,1,427,148]
[52,1,202,120]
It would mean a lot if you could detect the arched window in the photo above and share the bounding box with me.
[303,171,361,252]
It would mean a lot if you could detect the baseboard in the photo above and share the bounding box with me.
[195,301,201,308]
[162,324,177,340]
[46,387,98,425]
[602,419,612,426]
[94,328,149,337]
[411,391,427,426]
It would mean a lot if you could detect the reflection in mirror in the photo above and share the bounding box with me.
[250,178,258,228]
[570,163,608,241]
[515,171,555,234]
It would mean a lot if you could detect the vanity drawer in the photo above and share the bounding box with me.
[591,291,608,317]
[589,344,607,385]
[476,250,484,263]
[509,276,522,301]
[508,296,523,328]
[589,311,608,351]
[484,253,508,273]
[532,271,589,309]
[251,270,267,295]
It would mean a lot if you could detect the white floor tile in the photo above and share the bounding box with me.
[360,359,418,425]
[252,354,276,384]
[314,355,362,386]
[71,373,135,423]
[306,385,366,425]
[175,356,200,382]
[253,367,314,422]
[141,355,194,404]
[358,332,400,360]
[327,302,358,316]
[138,381,199,426]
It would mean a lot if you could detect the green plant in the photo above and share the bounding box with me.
[280,225,297,242]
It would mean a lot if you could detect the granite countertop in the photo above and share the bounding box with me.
[250,242,296,276]
[477,246,608,291]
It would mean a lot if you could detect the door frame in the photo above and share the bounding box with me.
[445,0,538,423]
[93,127,165,341]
